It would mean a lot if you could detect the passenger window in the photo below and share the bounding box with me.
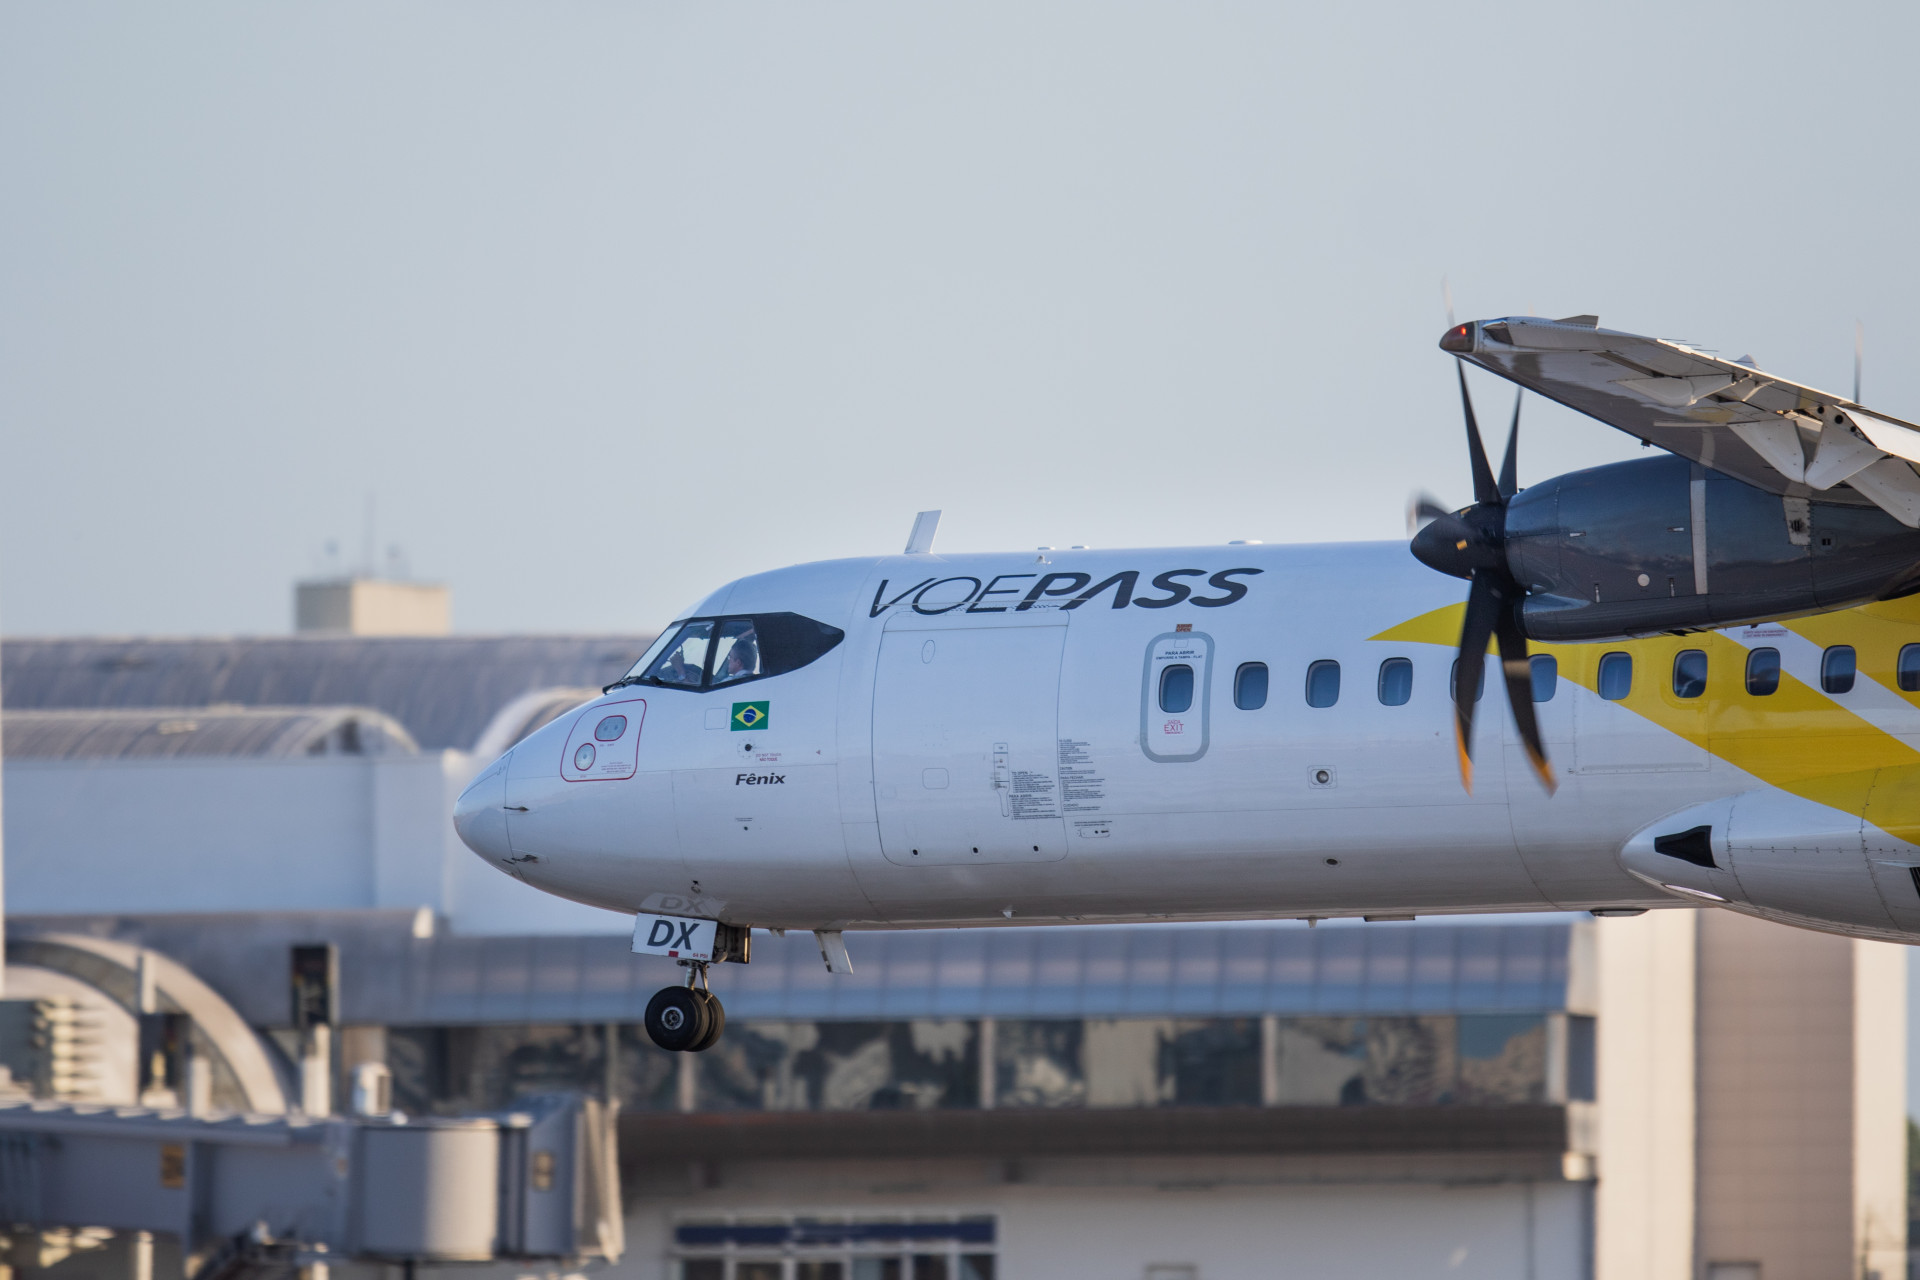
[1598,652,1632,701]
[1449,658,1486,704]
[1901,644,1920,693]
[1822,645,1856,694]
[641,621,713,687]
[1305,660,1340,708]
[1377,657,1412,706]
[1746,647,1780,696]
[710,618,762,686]
[1671,649,1707,699]
[1233,662,1268,710]
[1160,664,1195,713]
[1530,654,1557,703]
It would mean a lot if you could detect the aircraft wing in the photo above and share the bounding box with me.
[1444,315,1920,527]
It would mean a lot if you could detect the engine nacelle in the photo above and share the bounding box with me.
[1502,455,1920,641]
[1620,780,1920,942]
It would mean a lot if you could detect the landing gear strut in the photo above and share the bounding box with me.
[644,960,725,1052]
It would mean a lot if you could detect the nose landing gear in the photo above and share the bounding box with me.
[644,960,725,1052]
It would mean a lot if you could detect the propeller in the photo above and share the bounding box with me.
[1409,360,1557,796]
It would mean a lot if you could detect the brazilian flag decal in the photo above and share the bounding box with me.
[731,701,769,731]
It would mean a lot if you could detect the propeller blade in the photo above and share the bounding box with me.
[1406,493,1454,535]
[1452,574,1500,793]
[1456,363,1501,506]
[1497,391,1521,500]
[1493,599,1556,794]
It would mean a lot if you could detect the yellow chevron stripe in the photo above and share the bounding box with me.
[1368,603,1920,840]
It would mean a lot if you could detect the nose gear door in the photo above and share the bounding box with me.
[871,617,1069,865]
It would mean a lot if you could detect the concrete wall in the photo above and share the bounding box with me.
[1597,908,1908,1280]
[3,754,624,936]
[1694,909,1855,1279]
[615,1159,1592,1280]
[1593,907,1695,1280]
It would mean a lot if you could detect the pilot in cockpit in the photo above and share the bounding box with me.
[712,623,760,685]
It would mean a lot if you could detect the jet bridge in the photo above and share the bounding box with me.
[0,1092,622,1273]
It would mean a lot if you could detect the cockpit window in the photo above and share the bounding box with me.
[710,619,762,687]
[640,621,713,687]
[622,612,844,691]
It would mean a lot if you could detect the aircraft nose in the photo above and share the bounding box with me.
[452,754,513,862]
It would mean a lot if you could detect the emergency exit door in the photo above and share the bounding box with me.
[872,620,1069,866]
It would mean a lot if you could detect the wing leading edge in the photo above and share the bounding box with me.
[1442,315,1920,527]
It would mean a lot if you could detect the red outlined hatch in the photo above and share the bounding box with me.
[560,698,646,781]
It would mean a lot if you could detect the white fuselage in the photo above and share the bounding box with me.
[452,539,1899,935]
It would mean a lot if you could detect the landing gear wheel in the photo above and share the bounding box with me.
[689,989,726,1052]
[644,986,710,1052]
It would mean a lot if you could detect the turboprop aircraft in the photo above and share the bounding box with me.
[455,314,1920,1052]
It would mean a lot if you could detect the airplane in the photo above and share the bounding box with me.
[454,314,1920,1052]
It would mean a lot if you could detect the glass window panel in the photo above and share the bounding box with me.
[1454,1014,1547,1104]
[1449,658,1487,704]
[913,1258,949,1280]
[710,618,763,687]
[1823,645,1856,694]
[1159,664,1194,714]
[1362,1016,1457,1106]
[1377,657,1413,706]
[1901,644,1920,693]
[681,1262,724,1280]
[1671,649,1707,699]
[798,1265,846,1280]
[1305,660,1341,708]
[1082,1019,1173,1106]
[643,621,714,688]
[993,1020,1086,1108]
[1164,1018,1262,1106]
[700,1021,980,1112]
[852,1261,902,1280]
[1270,1017,1366,1105]
[1233,662,1268,710]
[959,1257,996,1280]
[1566,1015,1596,1103]
[1597,652,1632,701]
[738,1264,783,1280]
[1530,654,1557,702]
[1745,646,1780,696]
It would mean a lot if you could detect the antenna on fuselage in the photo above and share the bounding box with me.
[1855,320,1864,403]
[904,510,942,555]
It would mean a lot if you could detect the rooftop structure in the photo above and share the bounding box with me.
[1,633,651,750]
[294,576,452,637]
[1,707,418,760]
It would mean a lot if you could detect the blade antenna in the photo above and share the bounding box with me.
[1497,391,1521,500]
[1855,320,1864,403]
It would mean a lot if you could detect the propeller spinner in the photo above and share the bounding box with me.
[1409,359,1557,796]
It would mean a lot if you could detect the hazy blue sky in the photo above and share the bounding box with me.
[5,2,1917,636]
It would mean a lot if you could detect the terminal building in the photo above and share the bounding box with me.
[0,582,1907,1280]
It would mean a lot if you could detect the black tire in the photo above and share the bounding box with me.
[689,990,726,1052]
[644,986,710,1053]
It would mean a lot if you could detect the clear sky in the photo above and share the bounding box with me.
[6,2,1920,1105]
[5,2,1917,638]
